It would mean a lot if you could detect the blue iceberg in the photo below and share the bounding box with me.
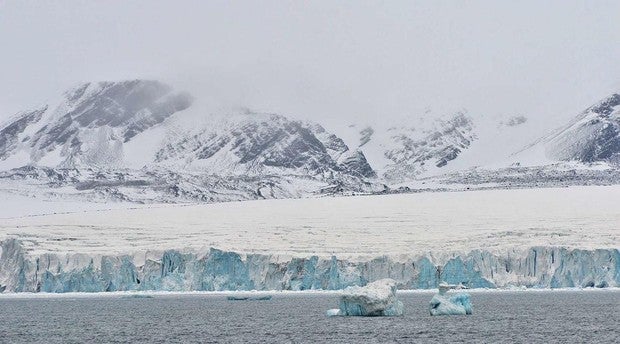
[429,283,473,316]
[327,278,404,316]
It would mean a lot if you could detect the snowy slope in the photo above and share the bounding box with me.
[509,93,620,167]
[339,111,476,182]
[545,93,620,163]
[330,109,550,182]
[0,81,193,169]
[0,189,141,218]
[0,80,385,203]
[0,80,375,182]
[152,112,374,178]
[332,91,620,182]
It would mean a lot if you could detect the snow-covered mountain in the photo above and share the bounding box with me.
[504,93,620,169]
[337,112,477,182]
[0,80,193,169]
[545,93,620,164]
[153,113,375,178]
[0,80,373,179]
[1,79,620,204]
[0,80,385,202]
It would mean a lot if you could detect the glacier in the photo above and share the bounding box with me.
[429,284,473,316]
[328,278,404,316]
[0,239,618,293]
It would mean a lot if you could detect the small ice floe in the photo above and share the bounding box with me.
[120,294,154,299]
[429,283,472,316]
[326,308,342,317]
[326,279,404,317]
[226,295,273,301]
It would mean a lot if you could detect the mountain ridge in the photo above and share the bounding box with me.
[1,79,619,204]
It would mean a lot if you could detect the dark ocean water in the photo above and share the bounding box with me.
[0,291,618,343]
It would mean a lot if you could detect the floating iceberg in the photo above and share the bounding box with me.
[429,283,473,316]
[227,295,272,301]
[327,278,404,316]
[120,294,154,299]
[326,308,342,317]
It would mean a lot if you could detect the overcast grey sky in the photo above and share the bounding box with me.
[1,0,619,126]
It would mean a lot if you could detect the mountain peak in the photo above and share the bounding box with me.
[0,80,193,169]
[0,80,376,180]
[587,93,620,117]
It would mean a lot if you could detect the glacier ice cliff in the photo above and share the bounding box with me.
[429,284,473,316]
[328,278,404,316]
[0,239,618,293]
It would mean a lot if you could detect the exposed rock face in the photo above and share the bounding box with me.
[359,126,374,147]
[501,115,527,127]
[546,94,620,164]
[0,80,375,180]
[338,150,376,178]
[0,80,385,202]
[154,114,375,178]
[382,112,476,181]
[0,106,47,159]
[0,80,193,167]
[3,80,620,204]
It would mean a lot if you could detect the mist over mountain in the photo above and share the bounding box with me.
[2,1,620,129]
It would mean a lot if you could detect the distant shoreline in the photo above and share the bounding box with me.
[1,287,618,299]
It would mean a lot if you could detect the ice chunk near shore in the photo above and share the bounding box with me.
[327,279,404,316]
[227,295,272,301]
[429,283,473,316]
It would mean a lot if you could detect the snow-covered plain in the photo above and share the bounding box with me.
[0,191,142,219]
[1,186,618,257]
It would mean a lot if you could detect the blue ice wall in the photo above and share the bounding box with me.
[0,239,618,292]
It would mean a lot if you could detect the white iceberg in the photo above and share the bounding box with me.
[429,283,473,316]
[326,308,342,317]
[327,279,404,316]
[226,294,272,301]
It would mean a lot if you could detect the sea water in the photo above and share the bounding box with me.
[0,290,618,343]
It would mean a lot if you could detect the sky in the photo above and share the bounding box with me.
[1,0,620,128]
